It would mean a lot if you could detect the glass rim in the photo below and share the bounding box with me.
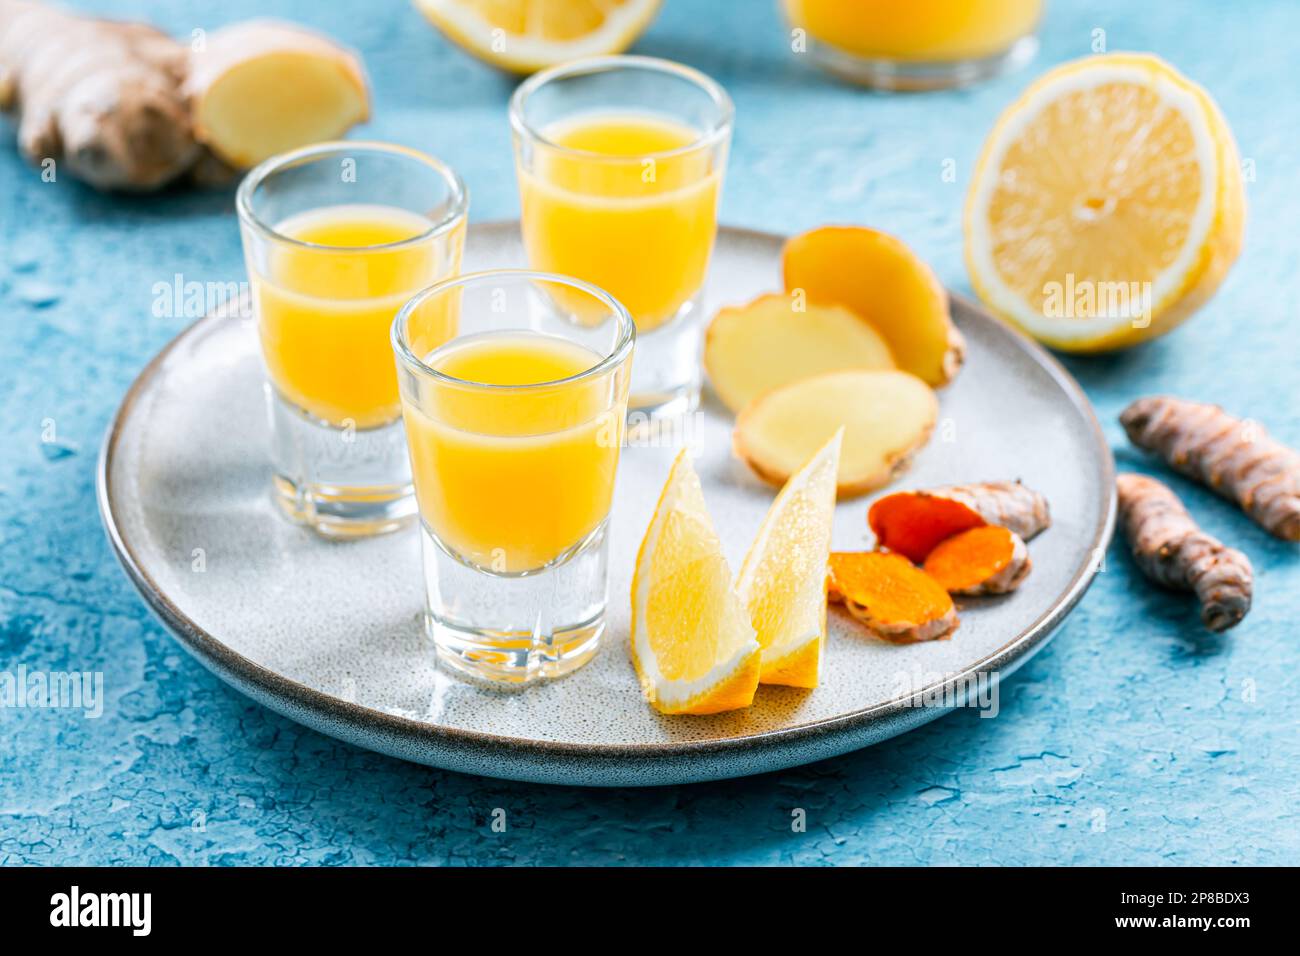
[235,140,469,252]
[508,54,735,162]
[391,269,636,392]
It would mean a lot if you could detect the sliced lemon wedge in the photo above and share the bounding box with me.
[413,0,663,74]
[737,430,841,688]
[630,450,761,715]
[964,53,1244,352]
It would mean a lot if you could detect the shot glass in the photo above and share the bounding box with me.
[392,270,634,684]
[782,0,1042,90]
[237,141,468,537]
[510,55,732,422]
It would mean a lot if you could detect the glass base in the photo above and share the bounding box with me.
[421,520,609,685]
[805,34,1039,91]
[266,385,416,538]
[628,293,703,421]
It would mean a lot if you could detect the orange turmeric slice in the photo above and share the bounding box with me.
[923,525,1031,595]
[868,480,1050,563]
[828,551,958,644]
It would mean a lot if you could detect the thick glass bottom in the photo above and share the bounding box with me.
[421,520,610,685]
[266,385,415,538]
[628,292,704,422]
[805,34,1039,91]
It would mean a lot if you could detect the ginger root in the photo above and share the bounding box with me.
[924,525,1031,595]
[868,480,1050,563]
[0,1,369,190]
[782,225,965,387]
[186,20,369,169]
[704,292,895,414]
[1122,396,1300,542]
[0,0,197,189]
[733,369,937,498]
[828,551,958,643]
[1117,473,1252,632]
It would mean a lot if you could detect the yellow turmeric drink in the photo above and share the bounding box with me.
[403,331,622,573]
[252,204,452,428]
[518,113,721,332]
[785,0,1043,62]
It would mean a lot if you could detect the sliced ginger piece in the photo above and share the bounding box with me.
[186,20,370,168]
[736,430,841,689]
[630,450,762,715]
[704,292,895,413]
[868,480,1050,562]
[782,226,965,387]
[734,369,937,498]
[828,552,958,644]
[924,525,1031,595]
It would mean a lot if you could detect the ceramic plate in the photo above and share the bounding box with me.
[98,222,1115,787]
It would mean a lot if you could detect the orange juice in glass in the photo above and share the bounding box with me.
[237,142,467,537]
[511,56,732,420]
[783,0,1043,90]
[393,271,633,684]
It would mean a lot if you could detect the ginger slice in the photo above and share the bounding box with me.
[868,480,1050,563]
[734,369,936,498]
[1121,396,1300,542]
[828,552,958,644]
[924,525,1031,595]
[704,292,895,414]
[1117,473,1252,632]
[186,20,369,168]
[782,226,965,387]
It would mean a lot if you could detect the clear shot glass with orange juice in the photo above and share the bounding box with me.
[782,0,1043,90]
[392,270,634,684]
[237,142,467,537]
[510,55,732,421]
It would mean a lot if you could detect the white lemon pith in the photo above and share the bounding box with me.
[412,0,663,74]
[964,53,1244,352]
[630,451,761,715]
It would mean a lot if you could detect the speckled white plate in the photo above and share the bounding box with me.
[98,222,1114,787]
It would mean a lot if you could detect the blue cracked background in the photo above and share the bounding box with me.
[2,0,1298,865]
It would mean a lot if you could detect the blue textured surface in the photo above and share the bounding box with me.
[2,0,1298,865]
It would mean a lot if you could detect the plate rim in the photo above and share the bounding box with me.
[97,221,1117,763]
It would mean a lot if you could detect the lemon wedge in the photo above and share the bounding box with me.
[737,430,842,688]
[630,450,761,715]
[964,53,1244,352]
[413,0,663,74]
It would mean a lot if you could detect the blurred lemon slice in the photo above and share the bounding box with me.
[964,53,1244,352]
[413,0,663,74]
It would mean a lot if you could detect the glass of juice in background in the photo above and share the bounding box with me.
[237,142,467,538]
[392,270,634,684]
[782,0,1043,90]
[510,55,732,421]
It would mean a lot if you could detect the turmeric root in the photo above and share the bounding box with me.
[868,480,1050,563]
[0,1,369,190]
[1122,396,1300,542]
[1116,473,1253,632]
[828,551,959,643]
[923,525,1031,595]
